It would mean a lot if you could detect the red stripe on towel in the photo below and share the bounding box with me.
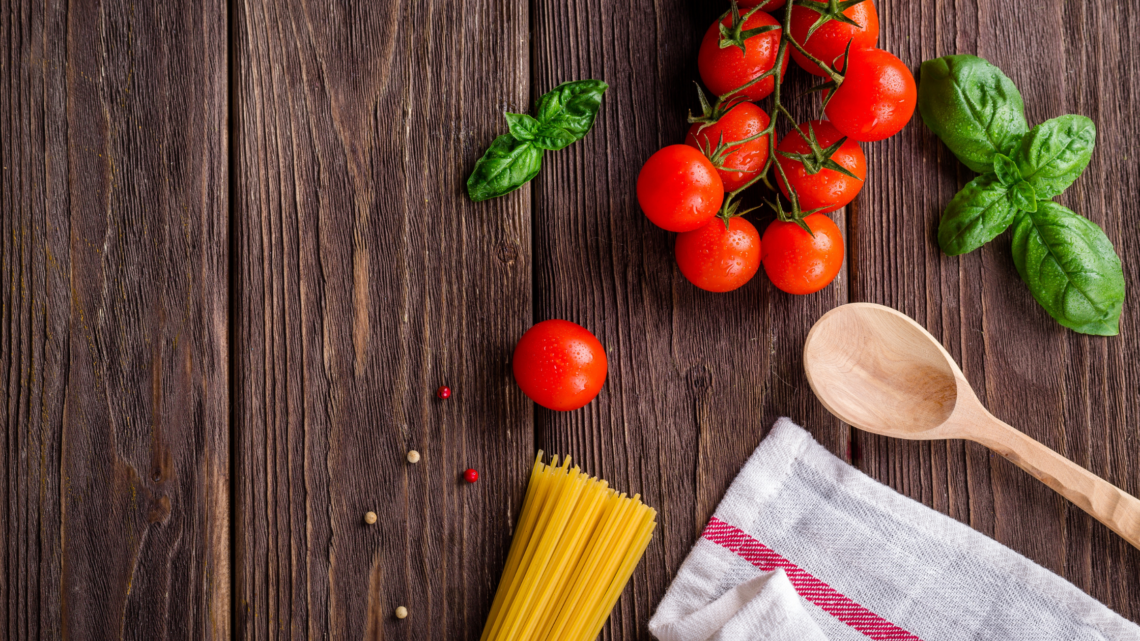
[702,517,923,640]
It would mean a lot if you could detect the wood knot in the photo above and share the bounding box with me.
[495,242,519,266]
[147,494,172,524]
[151,442,173,483]
[687,365,713,395]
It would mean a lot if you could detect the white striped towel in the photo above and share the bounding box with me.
[648,418,1140,641]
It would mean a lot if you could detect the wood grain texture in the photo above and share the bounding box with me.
[6,0,1140,637]
[230,0,532,638]
[529,2,848,639]
[853,0,1140,622]
[1,0,229,638]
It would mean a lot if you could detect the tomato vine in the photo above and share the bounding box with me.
[691,0,863,233]
[640,0,912,294]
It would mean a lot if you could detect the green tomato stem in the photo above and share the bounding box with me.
[714,0,841,220]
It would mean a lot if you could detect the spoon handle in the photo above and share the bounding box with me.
[969,414,1140,549]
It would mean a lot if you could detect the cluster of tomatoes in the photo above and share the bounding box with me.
[637,0,916,294]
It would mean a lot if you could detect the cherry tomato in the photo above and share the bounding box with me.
[675,217,762,293]
[686,103,771,192]
[776,120,866,214]
[738,0,785,9]
[789,0,879,77]
[512,320,607,412]
[637,145,724,232]
[698,9,787,101]
[761,214,844,295]
[824,48,916,142]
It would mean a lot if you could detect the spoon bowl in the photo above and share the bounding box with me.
[803,303,962,438]
[802,302,1140,550]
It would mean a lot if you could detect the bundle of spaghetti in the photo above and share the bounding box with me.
[480,452,657,641]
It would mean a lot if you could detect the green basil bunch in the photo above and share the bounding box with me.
[467,80,608,202]
[918,55,1124,336]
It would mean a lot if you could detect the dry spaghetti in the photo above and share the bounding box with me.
[480,453,657,641]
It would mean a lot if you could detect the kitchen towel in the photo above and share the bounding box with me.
[648,418,1140,641]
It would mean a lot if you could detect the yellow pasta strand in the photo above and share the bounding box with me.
[581,508,658,641]
[560,497,644,641]
[538,489,626,641]
[530,478,609,640]
[545,490,632,640]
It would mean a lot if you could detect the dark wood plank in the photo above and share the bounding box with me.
[231,0,532,638]
[854,0,1140,623]
[2,0,229,638]
[530,1,849,638]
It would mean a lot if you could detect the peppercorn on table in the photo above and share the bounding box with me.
[3,0,1139,638]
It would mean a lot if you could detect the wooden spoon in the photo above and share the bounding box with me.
[803,302,1140,549]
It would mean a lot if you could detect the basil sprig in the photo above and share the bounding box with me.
[467,80,608,202]
[918,55,1124,335]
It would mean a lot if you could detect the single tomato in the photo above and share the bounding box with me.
[738,0,785,9]
[789,0,879,77]
[512,320,607,412]
[698,9,787,101]
[686,103,771,192]
[776,120,866,214]
[637,145,724,232]
[824,48,916,142]
[675,217,762,293]
[761,214,844,295]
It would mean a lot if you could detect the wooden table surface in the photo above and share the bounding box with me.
[4,0,1140,638]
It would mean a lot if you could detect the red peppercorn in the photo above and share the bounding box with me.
[437,386,451,400]
[463,468,479,484]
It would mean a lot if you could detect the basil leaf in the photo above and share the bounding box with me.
[504,113,541,141]
[531,123,579,152]
[466,135,544,202]
[1009,181,1038,212]
[1012,115,1096,199]
[993,153,1021,187]
[534,79,609,142]
[938,174,1017,256]
[918,55,1028,173]
[1010,202,1124,336]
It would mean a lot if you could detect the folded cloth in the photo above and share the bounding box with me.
[648,418,1140,641]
